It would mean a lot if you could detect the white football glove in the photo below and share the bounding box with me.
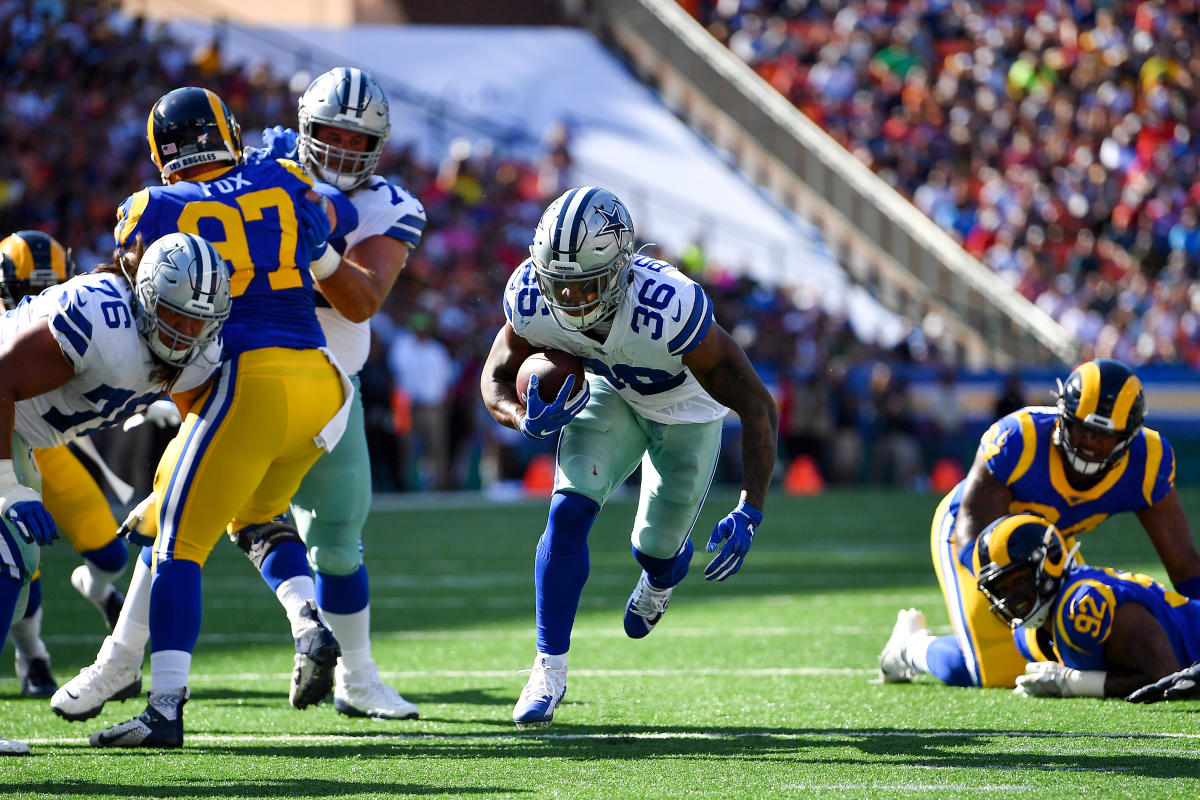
[123,399,182,431]
[1014,661,1107,698]
[117,492,158,547]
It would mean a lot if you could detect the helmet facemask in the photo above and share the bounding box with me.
[297,67,390,191]
[976,518,1075,630]
[135,233,232,367]
[1053,359,1145,477]
[530,187,634,332]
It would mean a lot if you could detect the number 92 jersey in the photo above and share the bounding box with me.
[503,254,726,424]
[1051,565,1200,671]
[1,273,220,448]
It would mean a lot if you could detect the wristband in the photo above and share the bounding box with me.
[1062,668,1107,698]
[734,499,764,527]
[310,246,341,280]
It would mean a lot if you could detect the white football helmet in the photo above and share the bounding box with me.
[297,67,390,191]
[135,233,231,366]
[530,187,634,331]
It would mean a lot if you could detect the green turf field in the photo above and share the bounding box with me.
[3,488,1199,798]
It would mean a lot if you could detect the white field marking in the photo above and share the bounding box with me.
[41,624,949,646]
[179,666,872,683]
[39,623,945,647]
[24,729,1200,747]
[783,785,1037,792]
[909,763,1136,773]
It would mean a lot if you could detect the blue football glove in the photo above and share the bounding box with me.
[704,500,762,581]
[1127,661,1200,704]
[297,194,331,260]
[0,459,57,545]
[261,125,299,160]
[519,373,590,440]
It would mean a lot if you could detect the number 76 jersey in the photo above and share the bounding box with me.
[503,254,727,425]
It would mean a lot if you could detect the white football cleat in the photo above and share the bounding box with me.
[334,661,419,720]
[513,655,567,729]
[878,608,928,683]
[0,736,30,756]
[51,636,143,722]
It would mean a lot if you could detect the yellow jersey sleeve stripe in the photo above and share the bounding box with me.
[1142,429,1164,505]
[115,189,152,247]
[1008,410,1037,485]
[278,159,314,187]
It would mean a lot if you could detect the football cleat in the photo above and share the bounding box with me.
[50,636,143,722]
[71,564,125,632]
[513,656,567,729]
[878,608,928,683]
[334,661,419,720]
[0,736,30,756]
[16,653,57,699]
[290,600,341,709]
[89,687,187,748]
[623,571,674,639]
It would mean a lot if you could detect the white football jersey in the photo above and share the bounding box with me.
[0,272,220,449]
[503,254,727,424]
[318,174,426,374]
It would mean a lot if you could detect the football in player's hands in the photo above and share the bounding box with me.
[517,350,585,405]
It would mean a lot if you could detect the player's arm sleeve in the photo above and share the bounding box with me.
[666,283,715,357]
[113,190,153,250]
[1142,430,1176,507]
[46,285,98,372]
[310,181,360,240]
[1053,580,1116,671]
[976,413,1031,485]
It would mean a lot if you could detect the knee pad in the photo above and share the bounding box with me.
[230,515,304,571]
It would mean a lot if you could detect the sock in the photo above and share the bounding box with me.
[316,565,369,614]
[926,634,976,687]
[276,575,319,637]
[905,629,938,675]
[534,491,598,656]
[81,537,129,582]
[149,649,191,708]
[259,538,311,593]
[111,549,152,653]
[0,575,20,648]
[535,651,567,671]
[324,607,371,671]
[633,539,694,589]
[10,606,48,660]
[149,559,201,655]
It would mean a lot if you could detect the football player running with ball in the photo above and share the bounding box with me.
[0,232,230,756]
[481,186,778,728]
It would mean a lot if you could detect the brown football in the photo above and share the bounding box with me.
[517,350,586,405]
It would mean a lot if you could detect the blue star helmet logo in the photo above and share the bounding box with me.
[594,203,630,240]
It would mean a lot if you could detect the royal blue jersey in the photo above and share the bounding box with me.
[1051,565,1200,671]
[114,159,341,358]
[945,407,1174,541]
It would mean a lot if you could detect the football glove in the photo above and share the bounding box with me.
[143,399,182,429]
[1126,661,1200,704]
[0,458,56,545]
[117,492,158,548]
[519,373,589,440]
[1014,661,1106,698]
[704,500,762,581]
[297,193,332,262]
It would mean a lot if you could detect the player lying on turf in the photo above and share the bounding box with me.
[971,514,1200,699]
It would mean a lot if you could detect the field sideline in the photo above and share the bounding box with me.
[3,488,1199,799]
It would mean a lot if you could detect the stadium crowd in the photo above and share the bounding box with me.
[682,0,1200,368]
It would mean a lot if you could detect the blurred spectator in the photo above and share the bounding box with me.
[386,312,455,491]
[993,371,1027,419]
[868,362,923,488]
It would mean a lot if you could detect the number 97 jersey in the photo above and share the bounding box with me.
[114,159,347,358]
[503,254,727,425]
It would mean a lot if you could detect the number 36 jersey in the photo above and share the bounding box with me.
[1,273,220,448]
[503,254,727,424]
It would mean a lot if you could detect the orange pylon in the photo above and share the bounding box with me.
[784,455,825,495]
